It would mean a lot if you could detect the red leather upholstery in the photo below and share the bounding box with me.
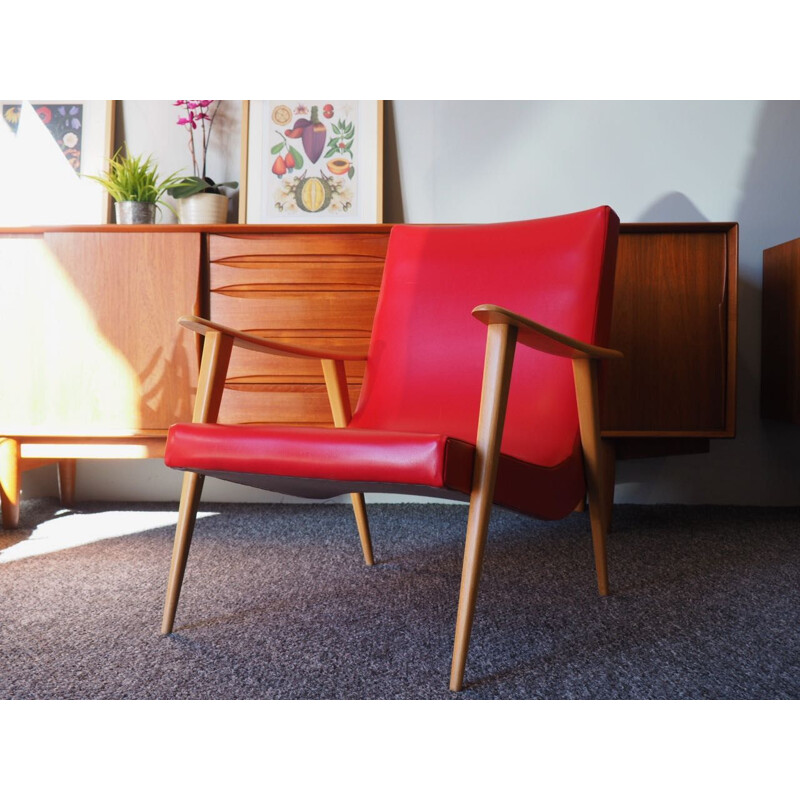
[166,206,619,520]
[167,425,474,491]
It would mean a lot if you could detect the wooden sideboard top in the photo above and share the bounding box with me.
[0,221,739,235]
[0,224,396,235]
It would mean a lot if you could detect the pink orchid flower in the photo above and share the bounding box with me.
[175,99,220,180]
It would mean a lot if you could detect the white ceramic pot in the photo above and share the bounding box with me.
[178,193,229,224]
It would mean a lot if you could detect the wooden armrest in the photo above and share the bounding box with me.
[472,304,623,361]
[179,315,367,361]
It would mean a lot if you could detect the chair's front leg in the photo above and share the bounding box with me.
[450,323,517,691]
[162,330,233,633]
[162,471,205,633]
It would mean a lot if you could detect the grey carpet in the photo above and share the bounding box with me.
[1,499,798,699]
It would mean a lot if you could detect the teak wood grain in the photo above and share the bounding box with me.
[601,224,737,437]
[208,231,391,261]
[0,232,202,434]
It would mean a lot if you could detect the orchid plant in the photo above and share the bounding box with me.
[168,100,238,199]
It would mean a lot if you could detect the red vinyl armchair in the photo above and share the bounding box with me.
[162,206,622,691]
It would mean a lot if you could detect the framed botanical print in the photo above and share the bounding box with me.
[0,100,115,225]
[241,100,383,224]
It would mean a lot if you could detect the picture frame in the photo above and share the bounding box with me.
[0,100,115,225]
[240,100,383,224]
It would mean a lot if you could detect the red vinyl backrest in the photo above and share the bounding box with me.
[351,207,620,467]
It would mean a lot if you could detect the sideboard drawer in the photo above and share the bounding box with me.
[208,231,391,262]
[209,291,380,337]
[217,383,362,426]
[223,335,369,383]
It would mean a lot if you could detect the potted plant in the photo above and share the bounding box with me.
[88,147,186,224]
[169,100,238,224]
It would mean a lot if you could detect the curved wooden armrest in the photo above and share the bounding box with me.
[472,304,623,361]
[179,315,367,361]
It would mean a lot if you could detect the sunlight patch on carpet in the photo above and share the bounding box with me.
[0,510,218,564]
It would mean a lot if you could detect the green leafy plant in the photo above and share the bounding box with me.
[88,147,186,208]
[167,175,239,199]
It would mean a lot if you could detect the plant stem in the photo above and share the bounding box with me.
[199,112,208,180]
[201,102,220,180]
[183,101,199,178]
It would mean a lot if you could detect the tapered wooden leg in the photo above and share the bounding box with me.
[321,358,376,565]
[162,328,232,634]
[162,471,205,634]
[350,492,373,565]
[57,459,77,507]
[451,481,495,692]
[450,323,517,692]
[573,358,615,596]
[0,438,21,530]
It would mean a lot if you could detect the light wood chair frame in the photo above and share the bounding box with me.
[161,308,622,692]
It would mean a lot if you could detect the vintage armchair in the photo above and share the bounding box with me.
[161,206,622,691]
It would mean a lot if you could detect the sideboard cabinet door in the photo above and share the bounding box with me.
[0,232,201,435]
[601,223,738,440]
[761,237,800,422]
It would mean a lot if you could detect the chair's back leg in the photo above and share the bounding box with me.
[162,471,205,633]
[350,492,374,565]
[573,358,615,597]
[321,358,375,565]
[586,440,615,596]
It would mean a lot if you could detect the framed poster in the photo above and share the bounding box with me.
[0,100,115,225]
[241,100,383,224]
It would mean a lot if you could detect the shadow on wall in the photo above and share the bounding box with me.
[635,192,708,223]
[382,101,404,224]
[736,101,800,252]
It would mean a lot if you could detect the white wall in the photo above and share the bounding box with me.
[21,100,800,505]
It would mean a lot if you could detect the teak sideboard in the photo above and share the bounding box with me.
[0,222,738,529]
[761,236,800,422]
